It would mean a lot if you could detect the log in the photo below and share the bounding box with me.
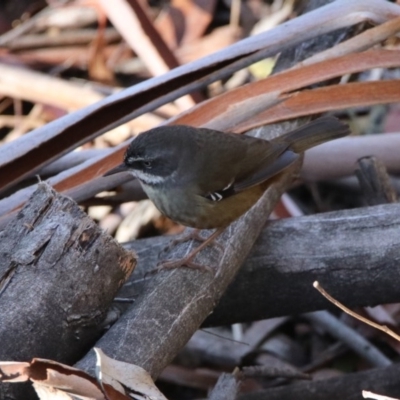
[120,203,400,327]
[0,183,136,399]
[237,362,400,400]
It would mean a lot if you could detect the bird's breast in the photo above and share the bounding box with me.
[141,182,267,229]
[141,184,200,227]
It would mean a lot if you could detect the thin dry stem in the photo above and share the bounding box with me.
[230,0,241,29]
[313,281,400,342]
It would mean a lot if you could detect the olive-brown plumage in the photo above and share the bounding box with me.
[105,116,349,229]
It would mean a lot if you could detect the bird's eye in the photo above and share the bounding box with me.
[143,161,152,169]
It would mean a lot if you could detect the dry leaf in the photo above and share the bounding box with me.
[95,348,168,400]
[0,359,104,399]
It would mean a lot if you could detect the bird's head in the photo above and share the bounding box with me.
[104,125,194,186]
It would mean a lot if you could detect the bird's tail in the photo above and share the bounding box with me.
[280,116,350,153]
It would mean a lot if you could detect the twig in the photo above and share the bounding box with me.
[305,311,391,367]
[241,365,311,380]
[230,0,241,29]
[4,28,121,50]
[355,156,398,205]
[313,281,400,342]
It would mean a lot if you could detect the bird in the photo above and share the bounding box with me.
[105,116,350,270]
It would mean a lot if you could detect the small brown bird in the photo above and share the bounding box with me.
[105,116,349,269]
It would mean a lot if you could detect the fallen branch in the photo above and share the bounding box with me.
[121,203,400,327]
[237,362,400,400]
[0,183,136,399]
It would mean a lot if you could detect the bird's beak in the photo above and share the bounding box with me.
[103,163,129,177]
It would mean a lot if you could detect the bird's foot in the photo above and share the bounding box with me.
[155,257,215,273]
[154,228,225,273]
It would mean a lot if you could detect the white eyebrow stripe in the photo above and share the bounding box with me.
[127,156,144,163]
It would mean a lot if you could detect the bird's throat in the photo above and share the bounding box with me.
[132,170,165,186]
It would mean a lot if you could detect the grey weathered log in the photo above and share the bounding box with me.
[120,203,400,327]
[0,183,136,400]
[237,362,400,400]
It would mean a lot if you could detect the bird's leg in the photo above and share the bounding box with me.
[157,227,225,272]
[162,228,224,255]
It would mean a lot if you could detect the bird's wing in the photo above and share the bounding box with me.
[202,148,298,202]
[233,148,299,192]
[192,129,298,199]
[190,129,248,195]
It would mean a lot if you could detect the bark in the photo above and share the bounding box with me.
[0,183,136,399]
